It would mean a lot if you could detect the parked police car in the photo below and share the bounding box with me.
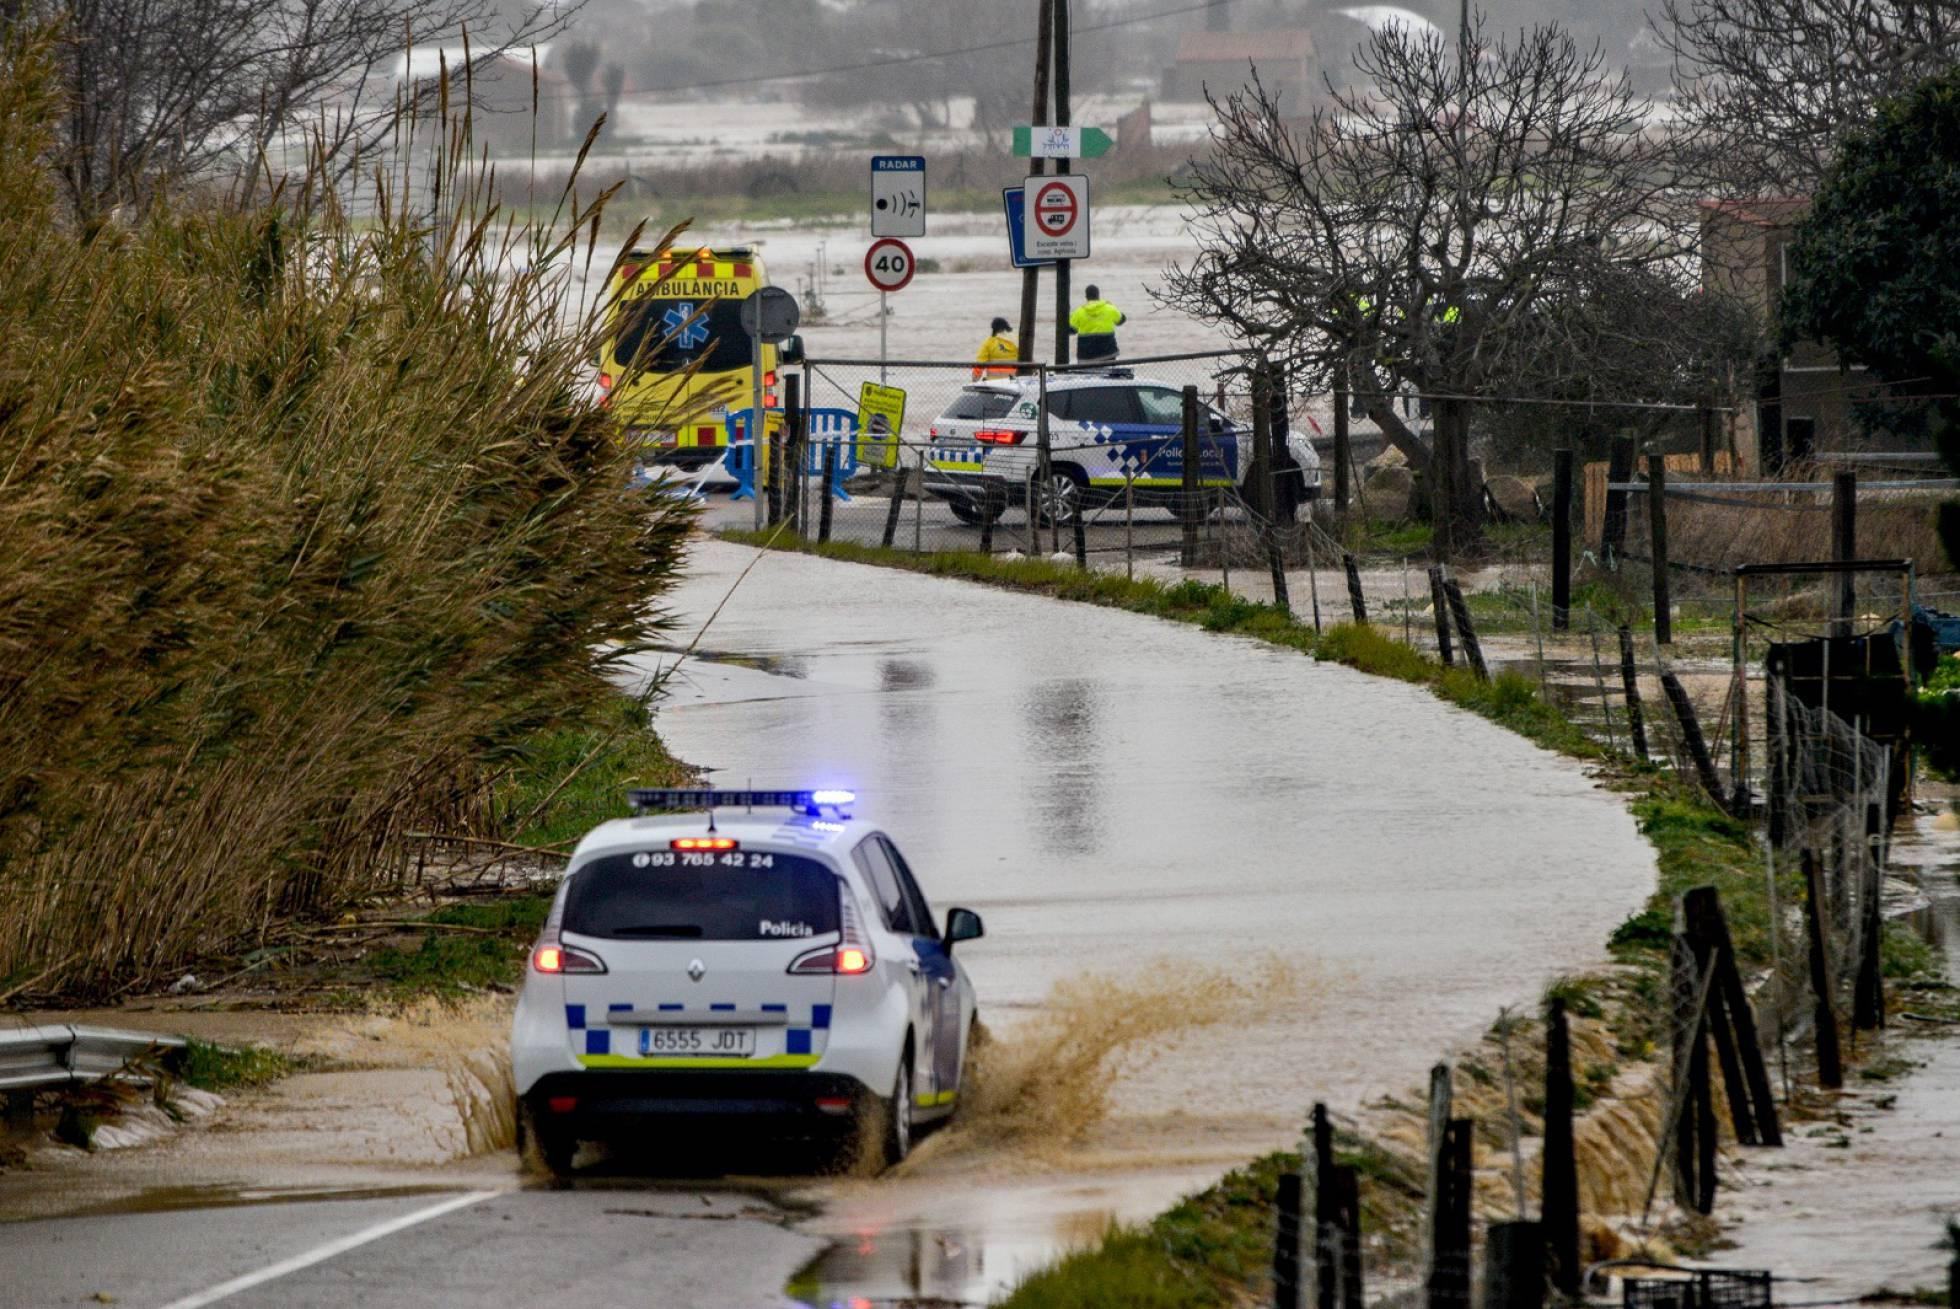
[510,789,983,1176]
[922,371,1322,526]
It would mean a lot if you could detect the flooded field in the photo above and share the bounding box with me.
[631,538,1658,1303]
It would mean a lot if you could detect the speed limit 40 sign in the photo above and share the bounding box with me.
[864,238,916,293]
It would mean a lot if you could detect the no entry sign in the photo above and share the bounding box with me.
[1023,173,1089,261]
[863,238,916,293]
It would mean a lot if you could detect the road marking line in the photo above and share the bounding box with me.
[155,1189,499,1309]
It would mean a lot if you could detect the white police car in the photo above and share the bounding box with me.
[510,789,983,1176]
[922,371,1322,526]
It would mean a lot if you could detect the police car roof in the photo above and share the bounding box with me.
[569,811,876,866]
[967,370,1160,395]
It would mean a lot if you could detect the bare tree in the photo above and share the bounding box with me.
[1161,21,1745,549]
[9,0,579,222]
[1657,0,1960,199]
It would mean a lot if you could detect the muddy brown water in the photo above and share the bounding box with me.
[626,539,1658,1305]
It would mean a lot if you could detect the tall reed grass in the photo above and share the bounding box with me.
[0,37,692,997]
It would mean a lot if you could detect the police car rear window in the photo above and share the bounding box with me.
[561,850,840,941]
[612,297,751,373]
[944,390,1016,420]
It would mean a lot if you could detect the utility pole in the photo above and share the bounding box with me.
[1051,0,1073,366]
[1017,0,1055,365]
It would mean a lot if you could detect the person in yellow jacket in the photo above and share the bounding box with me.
[973,317,1018,379]
[1067,286,1126,361]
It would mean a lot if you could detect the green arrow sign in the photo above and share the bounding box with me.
[1012,124,1113,159]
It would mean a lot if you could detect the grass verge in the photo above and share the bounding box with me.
[177,1040,294,1091]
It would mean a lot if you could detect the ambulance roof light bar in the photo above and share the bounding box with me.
[629,788,855,818]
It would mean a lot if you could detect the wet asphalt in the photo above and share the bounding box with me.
[0,537,1656,1308]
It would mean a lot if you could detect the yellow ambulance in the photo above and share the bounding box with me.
[598,245,790,470]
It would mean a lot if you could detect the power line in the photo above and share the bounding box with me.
[507,0,1238,104]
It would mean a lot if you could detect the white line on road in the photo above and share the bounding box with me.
[154,1189,500,1309]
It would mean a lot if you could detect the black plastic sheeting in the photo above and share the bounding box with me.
[1765,629,1912,824]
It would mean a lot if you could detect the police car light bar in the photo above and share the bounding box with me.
[629,788,855,817]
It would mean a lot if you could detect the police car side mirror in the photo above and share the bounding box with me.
[944,907,984,950]
[778,334,805,365]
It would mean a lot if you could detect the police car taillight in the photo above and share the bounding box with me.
[788,889,874,976]
[532,941,606,974]
[974,428,1025,445]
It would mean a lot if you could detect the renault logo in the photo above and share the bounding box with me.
[687,958,706,983]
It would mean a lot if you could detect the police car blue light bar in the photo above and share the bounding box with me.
[629,788,855,817]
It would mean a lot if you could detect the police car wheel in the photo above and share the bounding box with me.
[517,1100,575,1179]
[884,1053,913,1166]
[1032,468,1086,527]
[949,499,1003,527]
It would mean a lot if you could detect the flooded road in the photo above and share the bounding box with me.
[629,538,1658,1304]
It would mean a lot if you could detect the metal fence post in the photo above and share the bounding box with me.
[1181,384,1200,567]
[817,442,836,545]
[1038,366,1054,555]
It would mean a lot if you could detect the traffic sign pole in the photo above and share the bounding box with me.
[880,291,888,386]
[1052,0,1071,366]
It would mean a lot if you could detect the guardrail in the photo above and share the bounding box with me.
[0,1024,186,1093]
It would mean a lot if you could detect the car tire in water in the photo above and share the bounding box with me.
[517,1099,575,1180]
[845,1041,913,1174]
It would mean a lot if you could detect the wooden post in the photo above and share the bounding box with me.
[1618,625,1648,759]
[1423,1062,1452,1290]
[881,460,907,548]
[1803,849,1844,1089]
[1661,671,1728,812]
[1332,1165,1363,1309]
[1693,1003,1717,1215]
[1683,888,1760,1146]
[786,374,806,537]
[1333,367,1351,513]
[1648,452,1672,644]
[1428,1121,1473,1309]
[1443,580,1488,681]
[1274,1171,1303,1309]
[1669,930,1702,1213]
[1269,533,1291,614]
[1698,401,1717,474]
[1552,448,1572,631]
[817,442,836,544]
[1483,1222,1545,1309]
[1428,566,1455,666]
[979,486,996,554]
[1662,925,1720,1215]
[1313,1102,1336,1309]
[1602,434,1634,555]
[1343,553,1367,625]
[1855,848,1885,1031]
[1072,513,1087,570]
[1684,887,1782,1146]
[1832,470,1857,638]
[1181,384,1201,566]
[1541,998,1581,1297]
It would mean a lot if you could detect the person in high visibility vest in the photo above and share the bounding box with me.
[1067,286,1126,362]
[973,317,1018,379]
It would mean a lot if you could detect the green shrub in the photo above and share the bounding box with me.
[0,42,692,996]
